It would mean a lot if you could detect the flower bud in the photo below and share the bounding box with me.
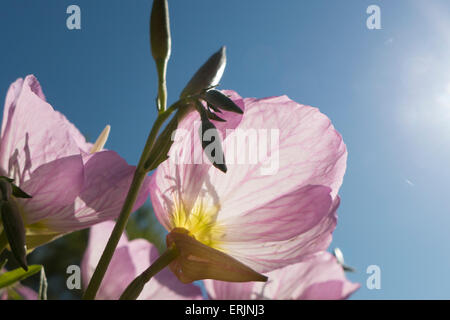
[1,201,28,271]
[166,228,267,283]
[150,0,171,62]
[150,0,171,112]
[180,47,226,98]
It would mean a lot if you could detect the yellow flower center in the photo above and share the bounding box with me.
[170,196,224,250]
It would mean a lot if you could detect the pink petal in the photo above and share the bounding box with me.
[19,154,85,226]
[82,221,202,300]
[204,281,254,300]
[221,196,340,272]
[205,251,359,300]
[0,75,91,184]
[31,150,150,232]
[209,95,346,221]
[221,185,332,242]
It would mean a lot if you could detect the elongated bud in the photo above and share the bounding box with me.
[150,0,171,62]
[196,102,227,173]
[151,0,171,112]
[202,89,243,114]
[180,47,227,98]
[0,179,12,201]
[166,228,267,283]
[1,201,28,271]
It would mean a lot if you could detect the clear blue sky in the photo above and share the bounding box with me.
[1,0,450,299]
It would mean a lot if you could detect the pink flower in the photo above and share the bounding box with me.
[150,91,346,281]
[204,251,360,300]
[82,221,203,300]
[0,75,150,249]
[0,281,38,300]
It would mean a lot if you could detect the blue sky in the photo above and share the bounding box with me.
[1,0,450,299]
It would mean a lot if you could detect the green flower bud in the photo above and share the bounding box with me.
[150,0,171,62]
[150,0,171,112]
[180,47,226,98]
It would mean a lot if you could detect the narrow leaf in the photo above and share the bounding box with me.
[0,265,42,289]
[202,89,243,114]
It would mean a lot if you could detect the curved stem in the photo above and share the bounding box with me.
[82,102,179,300]
[119,245,178,300]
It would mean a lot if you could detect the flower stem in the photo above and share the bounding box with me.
[82,102,179,300]
[119,245,178,300]
[156,59,168,113]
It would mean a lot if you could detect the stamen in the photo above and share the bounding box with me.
[90,125,111,154]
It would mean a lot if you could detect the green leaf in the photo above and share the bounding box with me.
[0,265,42,289]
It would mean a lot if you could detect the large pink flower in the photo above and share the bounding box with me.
[150,90,347,279]
[0,75,150,249]
[82,221,203,300]
[204,251,360,300]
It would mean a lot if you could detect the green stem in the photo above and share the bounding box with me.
[120,245,178,300]
[156,58,168,113]
[82,102,178,300]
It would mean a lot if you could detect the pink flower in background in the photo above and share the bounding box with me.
[204,251,360,300]
[0,75,150,249]
[82,221,203,300]
[0,282,38,300]
[150,90,347,281]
